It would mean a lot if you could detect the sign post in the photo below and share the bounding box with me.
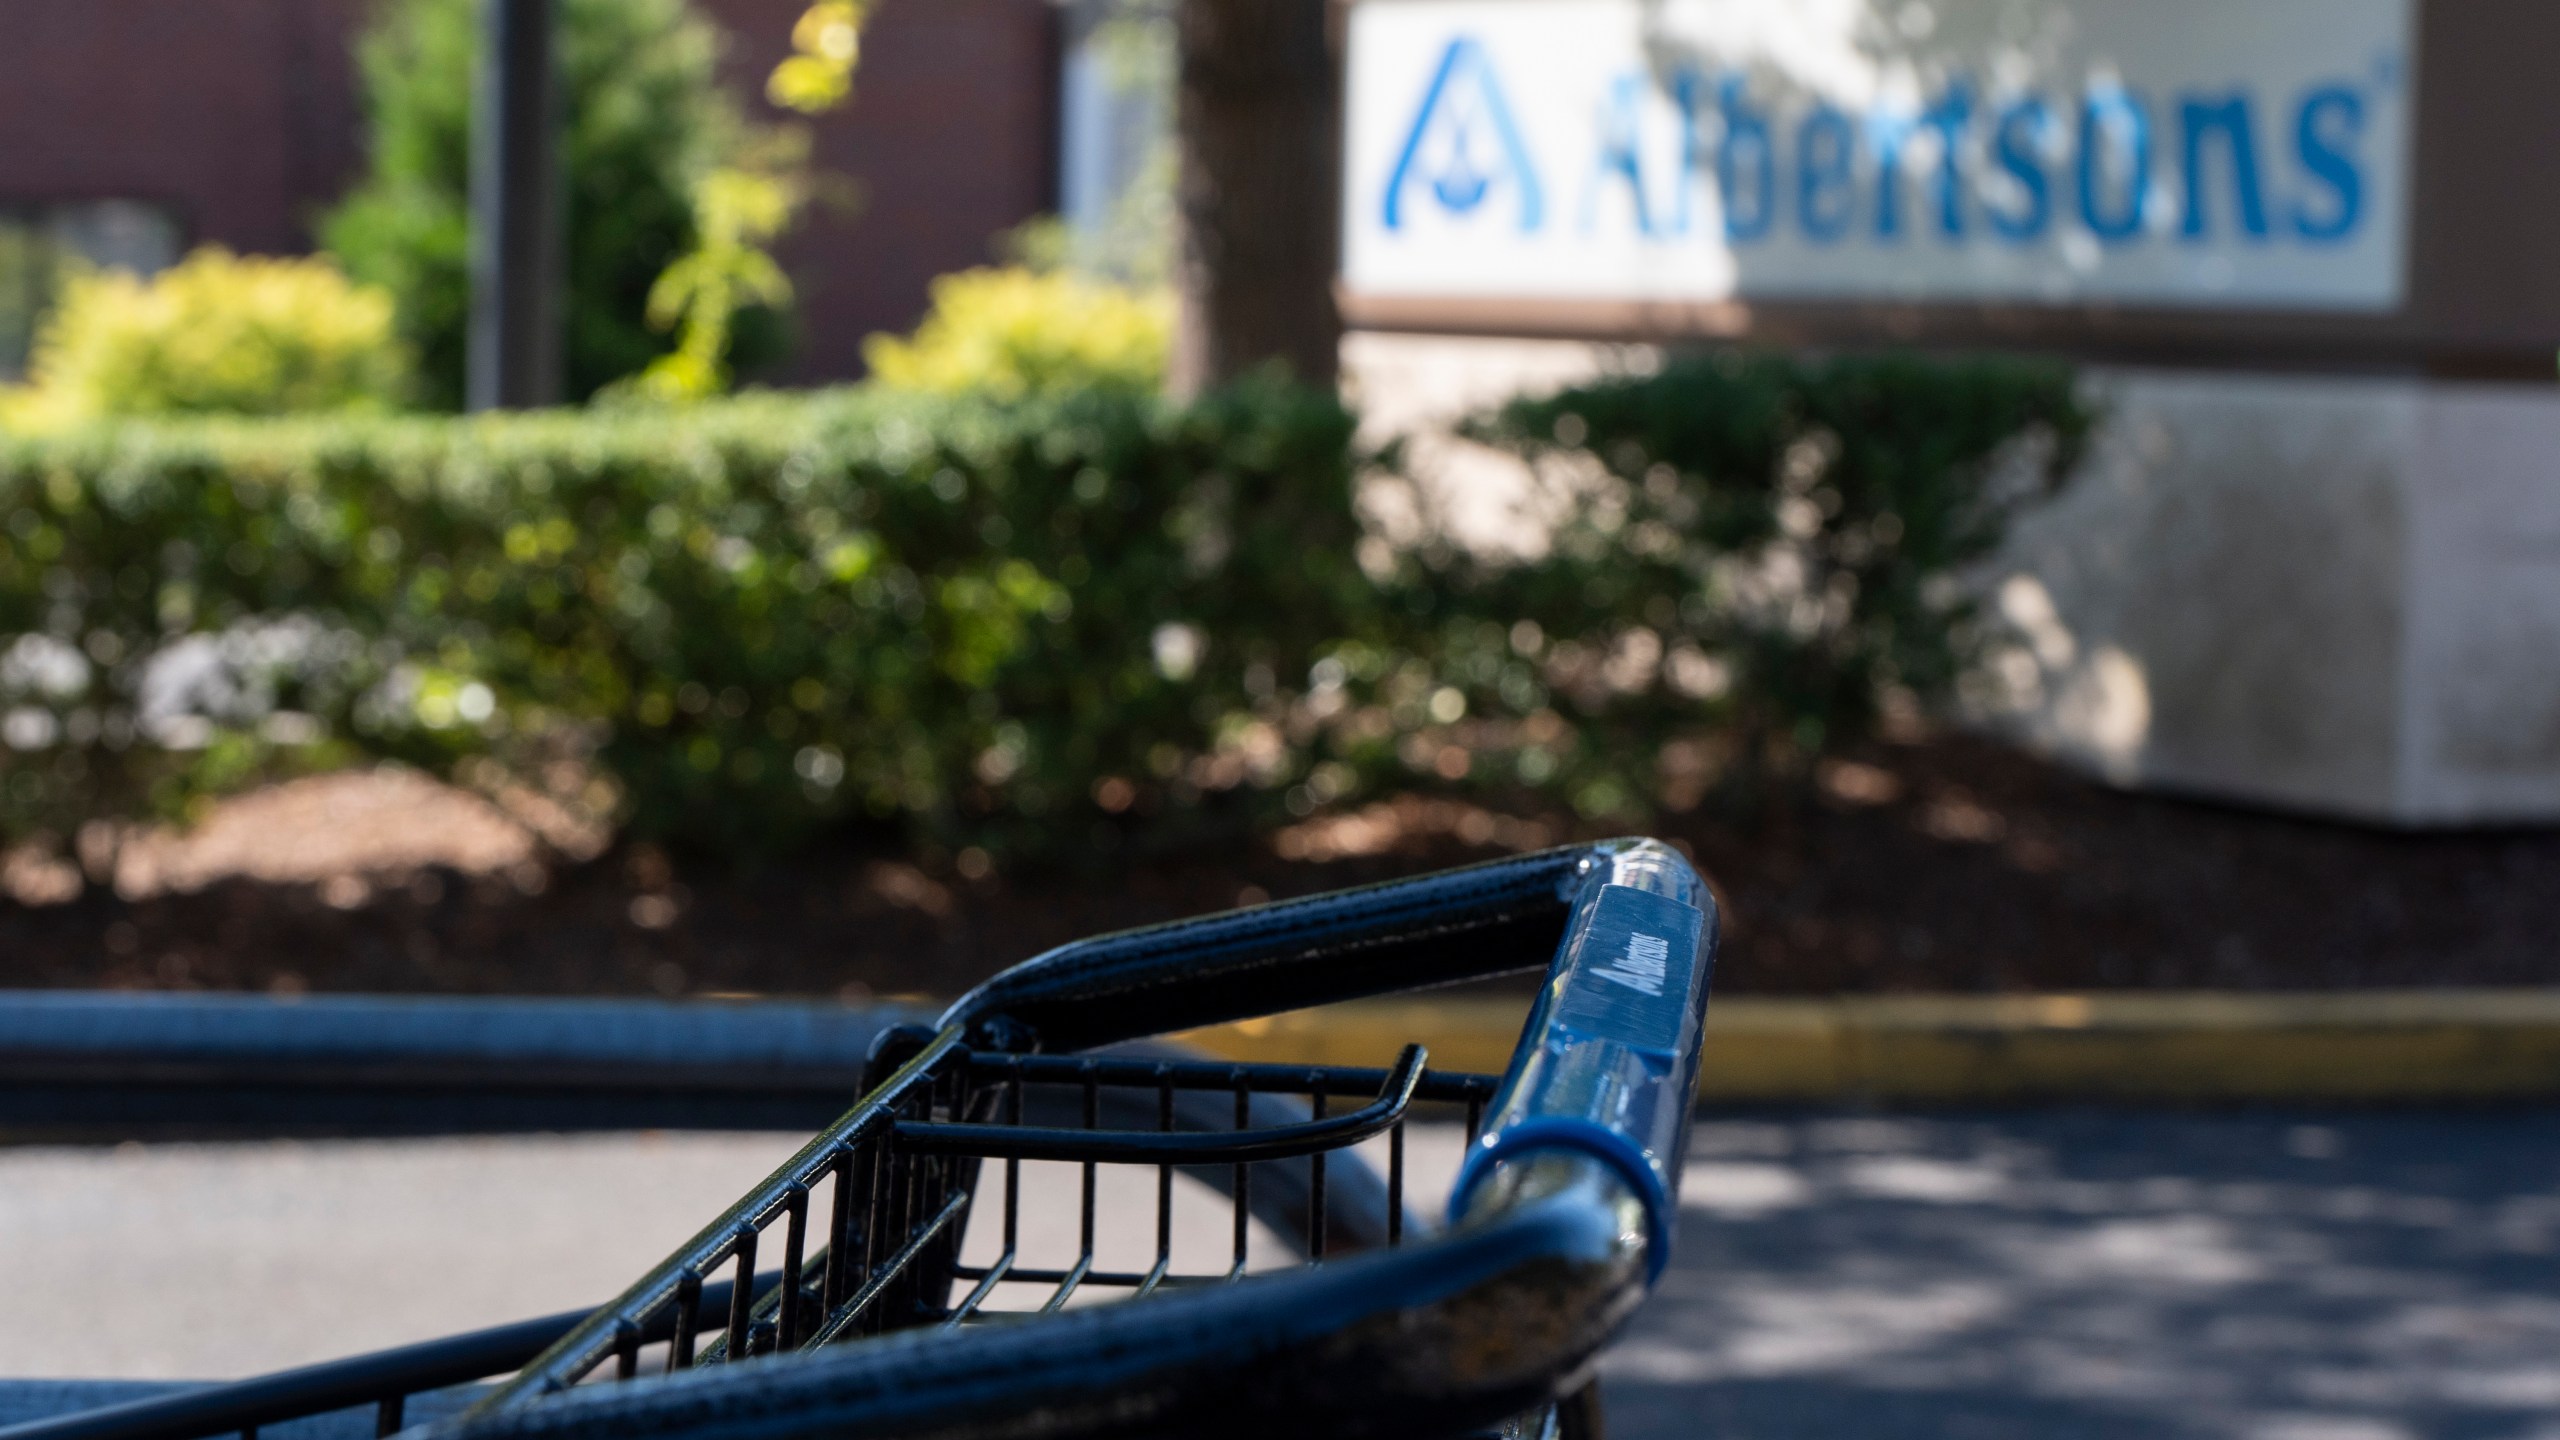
[468,0,564,412]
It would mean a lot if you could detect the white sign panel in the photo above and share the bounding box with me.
[1344,0,2413,311]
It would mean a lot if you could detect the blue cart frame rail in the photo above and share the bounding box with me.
[12,839,1719,1440]
[0,993,928,1139]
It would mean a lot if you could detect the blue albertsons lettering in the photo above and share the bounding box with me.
[1684,73,1774,239]
[2077,85,2151,241]
[1590,74,1657,233]
[2180,94,2270,239]
[1384,35,2388,250]
[1594,932,1672,997]
[1989,97,2054,240]
[1797,104,1857,242]
[1866,80,1970,240]
[2292,85,2366,241]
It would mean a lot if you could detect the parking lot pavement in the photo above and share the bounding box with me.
[9,1112,2558,1440]
[1609,1110,2560,1440]
[0,1132,807,1379]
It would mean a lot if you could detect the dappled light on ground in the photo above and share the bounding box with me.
[1611,1111,2560,1440]
[0,768,572,909]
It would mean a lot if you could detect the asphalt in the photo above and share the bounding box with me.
[0,1132,807,1380]
[6,1111,2557,1439]
[1615,1109,2560,1440]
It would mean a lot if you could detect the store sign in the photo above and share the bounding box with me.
[1343,0,2413,311]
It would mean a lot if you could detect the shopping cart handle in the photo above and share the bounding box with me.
[943,837,1718,1276]
[1446,840,1716,1281]
[941,842,1657,1053]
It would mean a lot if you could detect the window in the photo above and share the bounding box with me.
[0,199,184,377]
[1057,0,1172,282]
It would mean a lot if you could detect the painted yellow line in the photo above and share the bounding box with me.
[1175,990,2560,1102]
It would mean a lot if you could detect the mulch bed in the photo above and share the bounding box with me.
[4,732,2554,1001]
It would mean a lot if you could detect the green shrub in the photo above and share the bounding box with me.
[863,267,1173,398]
[1424,350,2091,814]
[0,353,2085,872]
[2,248,410,427]
[323,0,786,408]
[0,383,1369,861]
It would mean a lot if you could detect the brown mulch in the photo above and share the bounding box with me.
[3,733,2554,1001]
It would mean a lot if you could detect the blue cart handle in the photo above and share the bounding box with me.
[942,844,1611,1053]
[1448,839,1718,1281]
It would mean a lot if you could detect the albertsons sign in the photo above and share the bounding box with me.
[1343,0,2412,310]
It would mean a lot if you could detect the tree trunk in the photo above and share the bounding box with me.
[1169,0,1342,398]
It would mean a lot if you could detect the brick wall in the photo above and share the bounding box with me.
[0,0,367,255]
[0,0,1057,384]
[702,0,1059,381]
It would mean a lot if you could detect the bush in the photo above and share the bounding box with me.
[2,248,410,427]
[1424,350,2091,814]
[0,352,2085,873]
[863,267,1172,398]
[0,382,1369,862]
[323,0,785,408]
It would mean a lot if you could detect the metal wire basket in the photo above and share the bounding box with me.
[9,838,1718,1440]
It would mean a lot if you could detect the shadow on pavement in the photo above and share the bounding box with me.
[1606,1109,2560,1440]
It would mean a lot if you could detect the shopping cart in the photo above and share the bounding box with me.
[9,837,1716,1440]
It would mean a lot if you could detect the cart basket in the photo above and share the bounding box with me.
[14,838,1718,1440]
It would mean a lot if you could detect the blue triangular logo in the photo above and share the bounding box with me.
[1383,37,1544,232]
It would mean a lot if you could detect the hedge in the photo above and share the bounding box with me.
[0,354,2088,872]
[1443,350,2092,813]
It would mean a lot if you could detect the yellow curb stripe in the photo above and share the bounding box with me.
[1175,990,2560,1103]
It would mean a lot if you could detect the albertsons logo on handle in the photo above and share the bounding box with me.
[1594,931,1672,996]
[1344,0,2412,311]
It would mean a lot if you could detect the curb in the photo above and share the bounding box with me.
[1176,990,2560,1103]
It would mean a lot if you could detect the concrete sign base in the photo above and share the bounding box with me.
[1343,332,2560,827]
[1985,368,2560,825]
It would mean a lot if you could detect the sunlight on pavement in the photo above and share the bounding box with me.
[1610,1112,2560,1440]
[0,1133,802,1379]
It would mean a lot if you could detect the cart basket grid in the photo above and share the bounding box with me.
[6,838,1717,1440]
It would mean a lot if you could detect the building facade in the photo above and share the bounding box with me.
[0,0,1060,383]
